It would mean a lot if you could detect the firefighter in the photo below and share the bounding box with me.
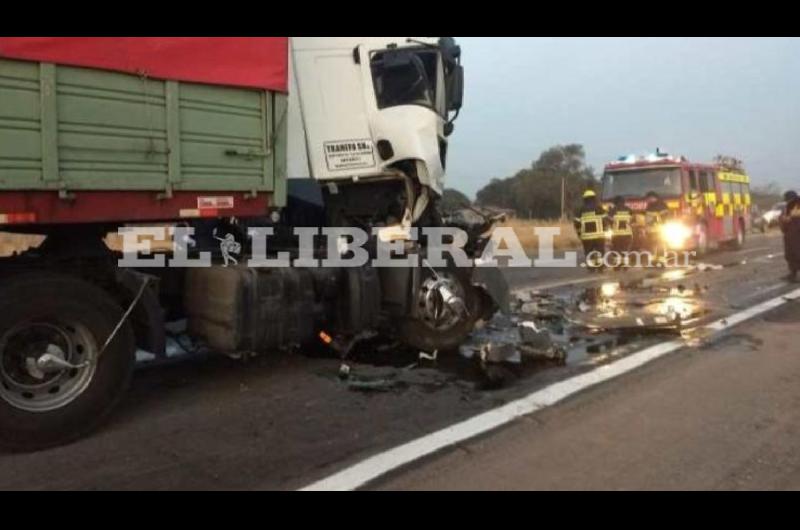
[609,195,633,266]
[779,190,800,282]
[644,191,671,257]
[574,190,609,271]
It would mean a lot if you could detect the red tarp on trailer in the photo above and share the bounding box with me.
[0,37,288,92]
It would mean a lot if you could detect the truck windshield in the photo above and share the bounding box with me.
[370,49,439,113]
[602,168,682,199]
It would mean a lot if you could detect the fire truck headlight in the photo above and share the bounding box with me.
[661,221,692,249]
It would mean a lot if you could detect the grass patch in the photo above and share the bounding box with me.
[494,218,581,252]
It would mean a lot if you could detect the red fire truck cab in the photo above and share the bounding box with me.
[601,152,751,255]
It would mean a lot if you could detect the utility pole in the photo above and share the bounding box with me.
[560,176,566,220]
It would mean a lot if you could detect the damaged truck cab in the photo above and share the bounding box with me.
[289,37,464,196]
[275,37,496,353]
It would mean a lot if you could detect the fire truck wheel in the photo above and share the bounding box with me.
[0,273,136,452]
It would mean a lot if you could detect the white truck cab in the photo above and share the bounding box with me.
[288,37,463,196]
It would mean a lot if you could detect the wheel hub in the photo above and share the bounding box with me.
[417,272,469,331]
[0,320,97,413]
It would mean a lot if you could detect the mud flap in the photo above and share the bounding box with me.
[471,266,511,315]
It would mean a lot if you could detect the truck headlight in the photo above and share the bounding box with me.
[661,221,692,249]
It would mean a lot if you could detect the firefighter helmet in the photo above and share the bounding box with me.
[582,190,596,199]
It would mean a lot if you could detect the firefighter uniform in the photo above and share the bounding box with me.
[609,198,633,265]
[780,191,800,282]
[574,190,609,270]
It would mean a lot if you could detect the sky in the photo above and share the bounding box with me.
[446,37,800,199]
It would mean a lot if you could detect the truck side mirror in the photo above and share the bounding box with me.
[447,64,464,112]
[439,37,461,65]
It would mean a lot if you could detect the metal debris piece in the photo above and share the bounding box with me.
[419,350,438,362]
[477,340,520,389]
[518,321,566,363]
[480,341,519,364]
[338,363,351,379]
[518,294,567,320]
[337,364,404,392]
[518,321,551,349]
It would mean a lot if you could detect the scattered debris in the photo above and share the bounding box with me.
[327,265,714,394]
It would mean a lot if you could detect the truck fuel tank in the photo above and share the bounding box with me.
[184,264,381,355]
[185,266,319,354]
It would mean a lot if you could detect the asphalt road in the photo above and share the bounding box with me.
[0,230,796,490]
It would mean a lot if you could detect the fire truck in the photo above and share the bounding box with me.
[601,152,751,255]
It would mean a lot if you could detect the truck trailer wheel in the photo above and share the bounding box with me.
[0,273,135,452]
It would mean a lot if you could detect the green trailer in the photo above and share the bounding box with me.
[0,57,287,225]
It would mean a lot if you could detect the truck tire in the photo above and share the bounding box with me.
[397,268,481,353]
[0,273,135,452]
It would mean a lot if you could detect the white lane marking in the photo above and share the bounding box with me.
[300,286,800,491]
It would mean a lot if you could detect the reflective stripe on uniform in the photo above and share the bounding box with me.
[579,212,606,240]
[612,212,633,237]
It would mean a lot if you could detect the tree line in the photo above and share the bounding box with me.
[473,144,597,219]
